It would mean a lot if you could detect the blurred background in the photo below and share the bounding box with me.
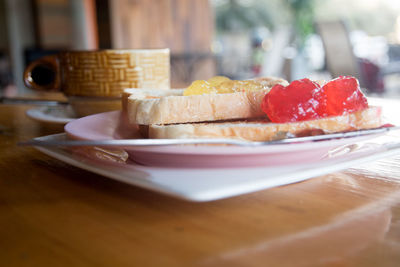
[0,0,400,97]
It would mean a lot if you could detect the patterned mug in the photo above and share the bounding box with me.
[24,49,170,116]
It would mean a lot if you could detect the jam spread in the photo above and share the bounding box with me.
[261,76,368,123]
[183,76,267,96]
[323,76,368,116]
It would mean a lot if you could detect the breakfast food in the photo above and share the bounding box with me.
[262,76,368,123]
[183,76,287,95]
[149,106,381,141]
[123,76,383,141]
[124,76,289,125]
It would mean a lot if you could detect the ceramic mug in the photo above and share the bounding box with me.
[24,49,170,116]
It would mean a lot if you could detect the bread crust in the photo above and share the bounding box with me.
[149,107,382,141]
[122,88,177,113]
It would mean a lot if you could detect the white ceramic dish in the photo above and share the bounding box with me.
[33,132,400,201]
[26,105,77,124]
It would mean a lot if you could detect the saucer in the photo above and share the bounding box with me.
[26,105,77,124]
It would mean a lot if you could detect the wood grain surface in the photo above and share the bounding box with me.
[1,103,400,266]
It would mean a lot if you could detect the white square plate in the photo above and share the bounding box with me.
[33,132,400,202]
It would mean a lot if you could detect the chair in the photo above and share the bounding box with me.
[315,20,385,93]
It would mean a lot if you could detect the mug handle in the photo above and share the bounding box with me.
[23,55,61,91]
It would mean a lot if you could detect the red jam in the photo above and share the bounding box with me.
[261,76,368,123]
[261,78,326,123]
[323,76,368,116]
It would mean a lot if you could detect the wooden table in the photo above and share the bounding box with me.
[1,101,400,266]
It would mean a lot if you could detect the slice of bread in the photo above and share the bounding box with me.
[122,88,183,113]
[125,77,288,125]
[148,106,382,141]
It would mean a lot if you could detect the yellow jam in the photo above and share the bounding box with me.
[183,76,266,96]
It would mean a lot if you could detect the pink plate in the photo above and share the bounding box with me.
[64,111,386,168]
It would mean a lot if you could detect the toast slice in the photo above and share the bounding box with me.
[148,106,382,141]
[124,77,288,125]
[122,88,184,113]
